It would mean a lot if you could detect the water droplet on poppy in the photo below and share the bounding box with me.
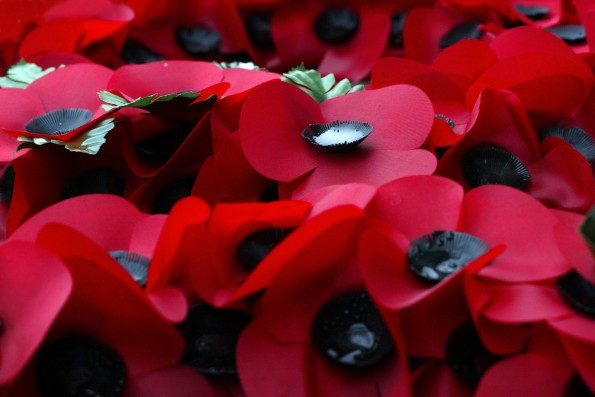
[302,120,372,152]
[178,304,250,375]
[25,108,93,136]
[445,322,500,384]
[311,291,394,368]
[175,25,222,56]
[439,21,483,49]
[564,373,594,397]
[236,227,294,272]
[35,335,126,397]
[245,13,274,48]
[60,168,126,201]
[121,38,165,64]
[313,7,360,44]
[151,175,196,214]
[134,127,191,163]
[407,231,489,283]
[557,270,595,317]
[0,165,15,201]
[109,250,150,287]
[546,24,586,45]
[514,4,550,20]
[461,144,531,190]
[389,11,407,47]
[540,125,595,164]
[436,113,456,129]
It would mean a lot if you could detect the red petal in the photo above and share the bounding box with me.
[432,39,497,83]
[127,365,215,397]
[303,182,377,217]
[413,362,474,397]
[490,26,580,61]
[557,334,595,391]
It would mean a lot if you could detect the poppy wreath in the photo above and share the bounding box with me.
[0,0,594,396]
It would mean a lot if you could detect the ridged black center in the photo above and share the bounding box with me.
[236,227,294,272]
[25,108,93,136]
[540,125,595,164]
[59,168,126,201]
[35,335,126,397]
[134,127,191,163]
[177,304,251,375]
[151,175,196,214]
[436,113,456,129]
[302,120,373,152]
[557,270,595,317]
[109,250,151,287]
[245,13,274,48]
[0,165,15,201]
[175,25,222,56]
[439,21,483,49]
[407,231,489,283]
[461,144,531,190]
[389,11,407,47]
[564,373,594,397]
[546,24,586,45]
[313,7,360,44]
[514,4,550,19]
[311,291,394,368]
[121,38,164,64]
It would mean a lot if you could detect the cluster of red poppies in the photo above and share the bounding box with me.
[0,0,594,396]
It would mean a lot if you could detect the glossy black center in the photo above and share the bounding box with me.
[121,38,164,64]
[0,165,15,201]
[25,108,93,136]
[557,270,595,317]
[461,144,531,190]
[109,250,151,287]
[245,13,274,48]
[311,291,394,368]
[546,24,586,45]
[60,168,125,201]
[407,231,489,283]
[313,7,360,44]
[151,175,196,214]
[514,4,550,20]
[540,125,595,164]
[445,322,500,384]
[134,128,191,163]
[177,304,251,375]
[389,11,407,47]
[35,335,126,397]
[236,227,294,272]
[564,373,594,397]
[302,120,372,152]
[439,21,483,49]
[175,25,222,56]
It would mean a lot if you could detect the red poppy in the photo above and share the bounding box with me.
[238,80,436,199]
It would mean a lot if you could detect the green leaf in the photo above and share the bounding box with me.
[98,90,200,111]
[581,206,595,253]
[281,63,362,103]
[0,59,57,88]
[214,61,266,71]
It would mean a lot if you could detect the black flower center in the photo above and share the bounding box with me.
[25,108,93,136]
[407,231,489,283]
[175,25,222,56]
[540,125,595,164]
[245,13,274,48]
[236,227,294,272]
[311,291,394,369]
[121,38,164,64]
[60,168,126,201]
[445,322,501,384]
[514,3,550,20]
[313,7,360,44]
[546,24,586,45]
[439,21,483,49]
[389,11,407,47]
[564,373,594,397]
[177,304,251,375]
[0,165,15,201]
[35,335,126,397]
[557,270,595,317]
[302,120,372,152]
[134,127,192,163]
[461,144,531,190]
[258,183,279,202]
[109,250,151,288]
[151,175,196,214]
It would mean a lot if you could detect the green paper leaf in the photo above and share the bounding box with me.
[214,61,267,71]
[98,90,201,111]
[281,63,364,103]
[581,206,595,253]
[0,59,57,88]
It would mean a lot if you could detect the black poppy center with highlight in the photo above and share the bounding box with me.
[134,127,192,163]
[109,250,151,288]
[302,120,373,152]
[540,125,595,164]
[245,13,274,48]
[440,21,483,49]
[121,38,165,64]
[546,25,586,45]
[461,144,531,190]
[236,227,295,272]
[175,25,222,56]
[35,335,126,397]
[311,291,394,369]
[25,108,93,136]
[407,231,489,283]
[178,304,251,375]
[514,3,550,20]
[313,7,360,44]
[60,168,126,201]
[556,270,595,317]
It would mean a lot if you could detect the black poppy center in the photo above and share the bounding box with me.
[59,168,126,201]
[389,11,407,47]
[25,108,93,136]
[557,270,595,317]
[177,304,251,375]
[35,335,126,397]
[121,38,164,64]
[109,250,151,287]
[245,13,274,48]
[540,125,595,164]
[439,21,483,49]
[564,373,594,397]
[311,291,394,368]
[0,165,15,201]
[445,322,501,384]
[546,24,586,45]
[151,174,196,214]
[134,127,192,163]
[313,7,360,44]
[461,144,531,190]
[514,4,550,20]
[236,227,294,272]
[302,120,372,152]
[175,25,222,56]
[407,231,489,283]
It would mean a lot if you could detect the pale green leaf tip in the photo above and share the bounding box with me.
[281,63,361,103]
[0,59,56,89]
